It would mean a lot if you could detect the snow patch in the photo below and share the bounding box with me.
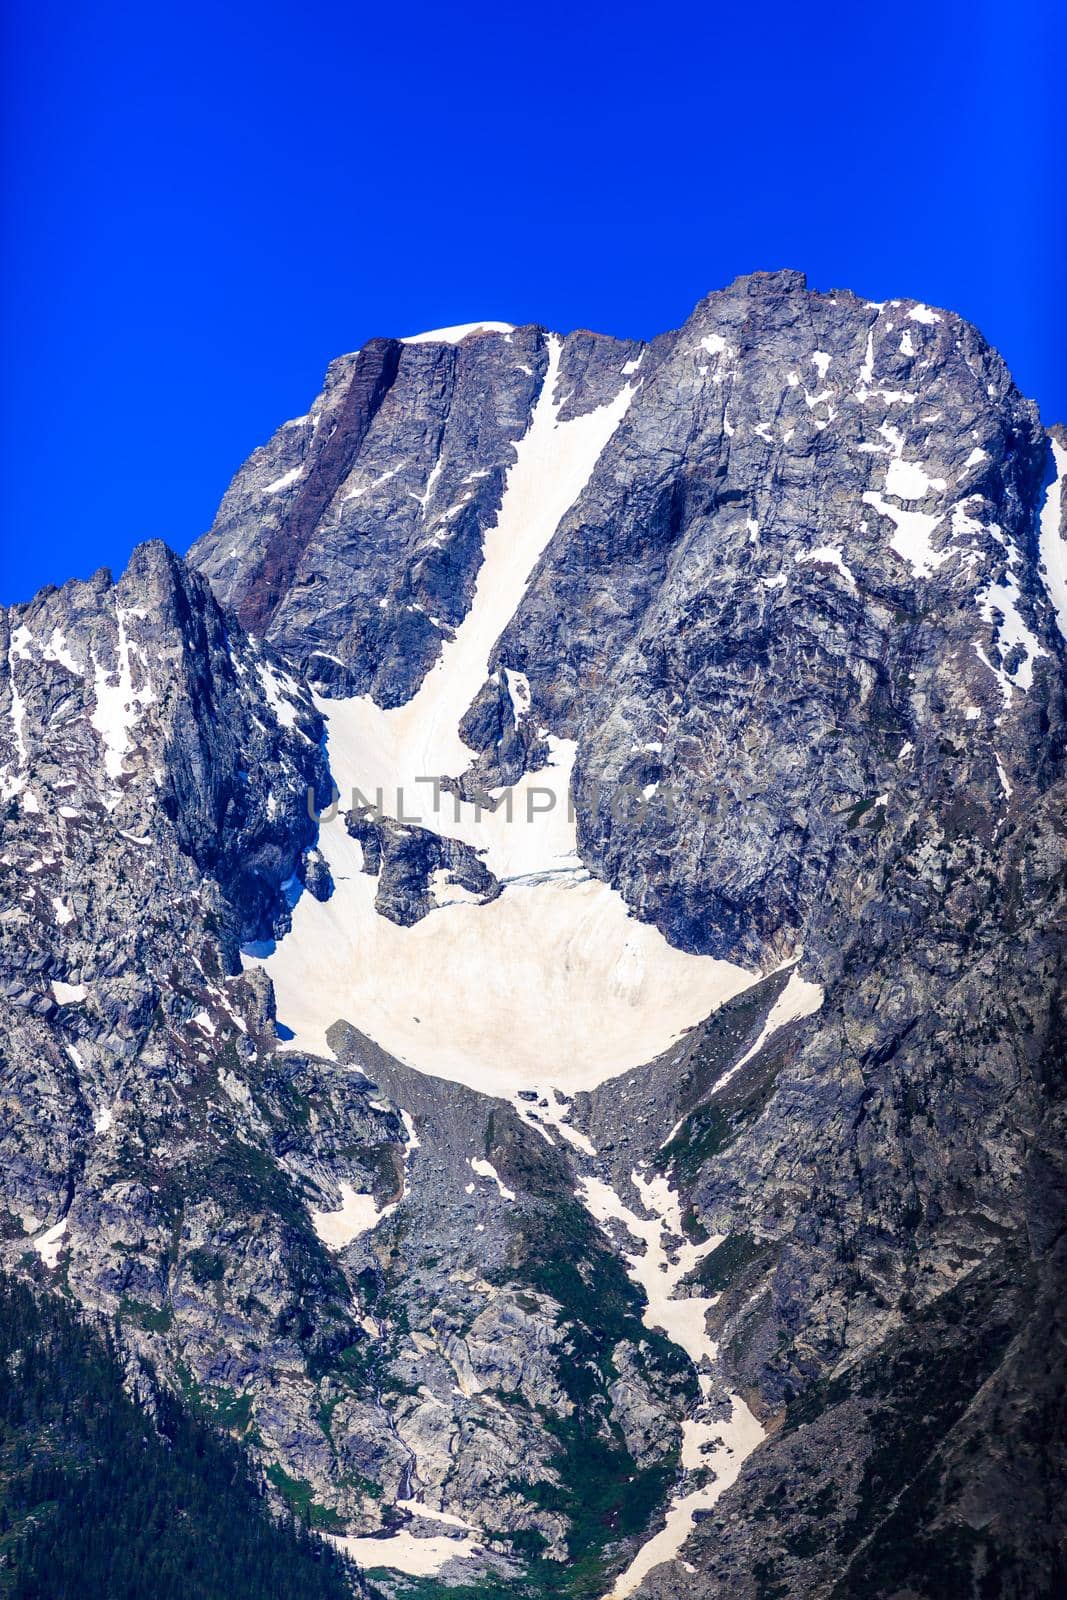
[534,1088,597,1156]
[311,1182,393,1248]
[578,1170,717,1371]
[260,837,752,1096]
[795,545,857,589]
[51,981,86,1004]
[33,1217,67,1268]
[974,568,1045,700]
[401,322,515,345]
[90,608,156,784]
[44,628,79,672]
[427,869,485,909]
[255,660,310,738]
[411,457,444,514]
[1037,438,1067,643]
[342,467,398,504]
[863,493,946,578]
[263,465,304,494]
[995,757,1013,800]
[469,1157,516,1201]
[603,1397,763,1598]
[503,668,531,726]
[712,968,824,1095]
[396,1500,477,1532]
[577,1166,766,1598]
[884,457,946,500]
[330,1529,481,1575]
[858,329,875,389]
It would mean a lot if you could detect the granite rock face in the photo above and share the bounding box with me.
[194,325,639,708]
[0,545,413,1526]
[3,276,1066,1596]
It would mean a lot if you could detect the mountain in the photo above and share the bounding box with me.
[2,271,1065,1599]
[0,1272,363,1599]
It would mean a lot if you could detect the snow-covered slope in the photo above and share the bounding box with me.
[248,334,763,1092]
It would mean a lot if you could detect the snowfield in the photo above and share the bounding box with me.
[250,337,762,1095]
[330,1527,481,1576]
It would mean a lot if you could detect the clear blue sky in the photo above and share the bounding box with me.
[1,0,1062,606]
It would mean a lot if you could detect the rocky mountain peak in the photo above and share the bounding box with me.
[4,276,1066,1599]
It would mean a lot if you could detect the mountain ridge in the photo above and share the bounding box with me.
[1,272,1065,1598]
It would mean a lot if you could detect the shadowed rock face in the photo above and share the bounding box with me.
[3,273,1066,1596]
[190,322,643,706]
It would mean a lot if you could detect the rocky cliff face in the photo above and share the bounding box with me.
[3,275,1066,1598]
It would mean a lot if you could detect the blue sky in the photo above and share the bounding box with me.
[1,0,1062,605]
